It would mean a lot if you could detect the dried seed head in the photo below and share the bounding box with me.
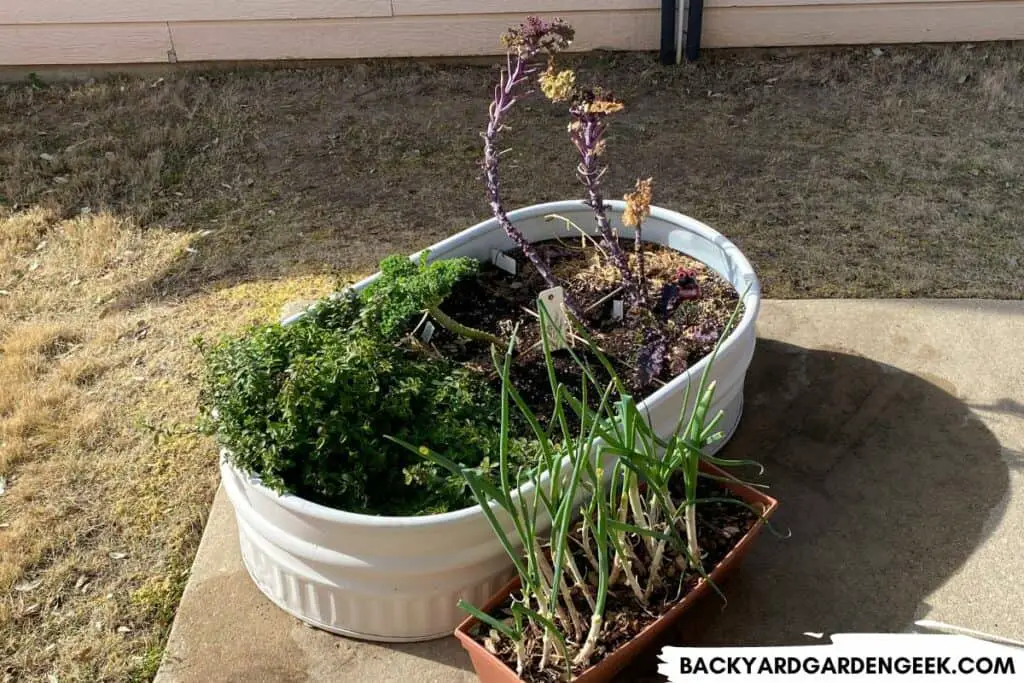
[539,64,577,103]
[622,177,654,228]
[570,87,625,118]
[584,98,624,115]
[501,17,575,55]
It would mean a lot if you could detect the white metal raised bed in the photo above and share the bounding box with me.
[220,200,761,642]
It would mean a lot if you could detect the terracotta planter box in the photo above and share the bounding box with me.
[454,462,779,683]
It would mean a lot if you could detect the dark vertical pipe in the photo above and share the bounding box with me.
[659,0,676,65]
[685,0,704,61]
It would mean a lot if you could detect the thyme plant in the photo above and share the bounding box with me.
[199,259,529,516]
[366,252,503,346]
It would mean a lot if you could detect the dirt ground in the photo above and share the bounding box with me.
[1,42,1022,681]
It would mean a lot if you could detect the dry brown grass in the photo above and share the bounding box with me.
[0,209,335,681]
[0,41,1022,681]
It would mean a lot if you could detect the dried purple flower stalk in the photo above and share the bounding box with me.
[484,17,582,317]
[623,177,653,297]
[568,89,646,310]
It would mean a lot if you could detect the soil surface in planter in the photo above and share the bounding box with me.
[434,238,740,417]
[470,478,760,682]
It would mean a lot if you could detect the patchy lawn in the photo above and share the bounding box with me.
[1,42,1022,681]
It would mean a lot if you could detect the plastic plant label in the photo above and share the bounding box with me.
[490,249,518,275]
[420,321,436,343]
[611,299,624,321]
[538,286,570,350]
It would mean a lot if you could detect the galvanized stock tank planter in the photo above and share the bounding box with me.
[219,200,761,642]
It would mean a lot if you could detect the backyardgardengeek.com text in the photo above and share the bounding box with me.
[678,655,1016,676]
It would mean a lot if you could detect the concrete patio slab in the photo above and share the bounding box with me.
[156,299,1024,683]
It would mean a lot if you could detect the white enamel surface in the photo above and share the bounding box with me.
[223,200,760,641]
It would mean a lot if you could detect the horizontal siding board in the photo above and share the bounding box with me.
[393,0,659,15]
[0,1,391,25]
[169,12,661,62]
[0,23,170,65]
[704,1,1024,46]
[3,1,1022,66]
[706,0,995,6]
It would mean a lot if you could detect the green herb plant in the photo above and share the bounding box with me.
[199,256,531,516]
[391,296,773,678]
[365,253,503,346]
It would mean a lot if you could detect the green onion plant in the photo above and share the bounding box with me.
[388,293,773,679]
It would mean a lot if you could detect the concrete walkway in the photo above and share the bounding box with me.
[156,300,1024,683]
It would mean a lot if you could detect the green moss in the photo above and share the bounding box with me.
[128,645,166,683]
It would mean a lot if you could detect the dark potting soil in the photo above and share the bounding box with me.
[472,478,761,682]
[432,238,741,418]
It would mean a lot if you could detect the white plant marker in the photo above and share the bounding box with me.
[420,321,436,343]
[538,286,570,350]
[611,299,624,321]
[490,249,517,275]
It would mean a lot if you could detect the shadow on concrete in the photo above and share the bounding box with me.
[161,339,1009,681]
[1001,448,1024,472]
[620,339,1009,680]
[971,397,1024,419]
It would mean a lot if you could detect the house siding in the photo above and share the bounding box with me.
[1,0,1021,66]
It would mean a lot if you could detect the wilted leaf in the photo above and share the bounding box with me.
[690,326,720,346]
[656,268,701,319]
[636,330,667,388]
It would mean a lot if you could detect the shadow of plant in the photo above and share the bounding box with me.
[160,339,1010,681]
[971,398,1024,419]
[623,339,1009,679]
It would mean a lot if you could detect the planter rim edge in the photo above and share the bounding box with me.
[224,200,761,528]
